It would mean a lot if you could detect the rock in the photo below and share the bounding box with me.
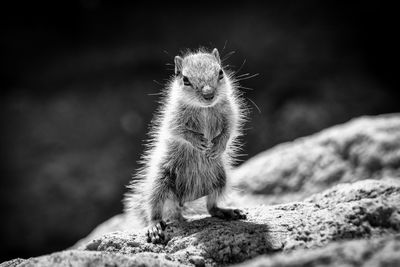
[232,114,400,205]
[0,250,182,267]
[7,178,400,266]
[233,234,400,267]
[3,114,400,266]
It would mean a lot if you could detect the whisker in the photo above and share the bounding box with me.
[235,59,247,75]
[236,73,252,78]
[222,50,236,62]
[246,97,262,114]
[236,73,259,81]
[153,80,164,86]
[147,92,163,96]
[222,40,228,52]
[237,86,254,91]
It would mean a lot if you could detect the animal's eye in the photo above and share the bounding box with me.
[183,76,191,86]
[218,69,224,80]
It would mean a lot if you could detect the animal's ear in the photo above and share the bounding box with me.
[174,56,183,75]
[212,48,221,64]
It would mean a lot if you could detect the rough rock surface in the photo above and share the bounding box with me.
[232,114,400,205]
[4,178,400,266]
[0,250,183,267]
[2,114,400,266]
[234,234,400,267]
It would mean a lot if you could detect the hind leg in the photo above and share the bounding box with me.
[146,170,173,244]
[206,169,247,220]
[207,191,247,220]
[162,197,186,223]
[147,200,167,244]
[146,219,167,244]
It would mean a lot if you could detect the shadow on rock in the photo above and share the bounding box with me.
[165,216,281,265]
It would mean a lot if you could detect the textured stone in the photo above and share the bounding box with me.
[8,178,400,266]
[3,115,400,266]
[234,234,400,267]
[232,114,400,205]
[0,250,182,267]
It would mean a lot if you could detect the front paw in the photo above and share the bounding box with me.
[146,220,167,244]
[205,146,220,159]
[206,136,226,159]
[209,207,247,220]
[193,134,209,152]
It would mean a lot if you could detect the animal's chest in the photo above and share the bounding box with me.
[186,109,224,140]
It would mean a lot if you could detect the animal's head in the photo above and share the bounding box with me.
[174,48,228,107]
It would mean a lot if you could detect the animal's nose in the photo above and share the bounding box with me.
[202,86,215,100]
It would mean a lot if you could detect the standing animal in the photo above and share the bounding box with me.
[124,48,247,243]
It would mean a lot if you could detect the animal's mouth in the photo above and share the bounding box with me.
[203,93,214,101]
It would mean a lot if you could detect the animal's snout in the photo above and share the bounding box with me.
[202,86,215,100]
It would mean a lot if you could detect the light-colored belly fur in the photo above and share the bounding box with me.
[163,139,225,203]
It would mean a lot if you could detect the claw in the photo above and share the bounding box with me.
[210,207,247,220]
[206,147,220,159]
[196,134,210,152]
[146,220,167,244]
[196,140,209,152]
[233,209,247,219]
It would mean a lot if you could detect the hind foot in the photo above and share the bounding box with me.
[209,207,247,220]
[146,220,167,244]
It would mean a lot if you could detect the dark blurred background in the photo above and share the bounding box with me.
[0,0,398,262]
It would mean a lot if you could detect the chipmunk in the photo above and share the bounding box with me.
[124,48,247,243]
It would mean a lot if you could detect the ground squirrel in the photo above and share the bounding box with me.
[124,48,247,243]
